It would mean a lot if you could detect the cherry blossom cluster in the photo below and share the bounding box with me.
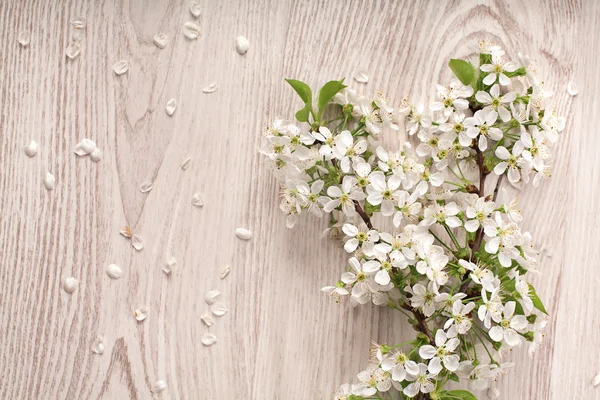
[260,42,561,400]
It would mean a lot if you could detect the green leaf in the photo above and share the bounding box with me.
[505,67,527,78]
[285,79,313,123]
[441,389,478,400]
[448,59,476,86]
[285,78,312,103]
[363,202,381,216]
[317,80,346,118]
[479,53,493,66]
[295,104,312,123]
[529,284,548,314]
[448,373,460,382]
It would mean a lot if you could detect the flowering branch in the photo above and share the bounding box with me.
[261,41,561,399]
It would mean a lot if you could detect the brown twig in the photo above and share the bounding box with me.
[353,200,373,230]
[493,174,504,202]
[401,304,434,344]
[476,148,486,196]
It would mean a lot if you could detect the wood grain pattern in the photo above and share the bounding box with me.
[0,0,596,398]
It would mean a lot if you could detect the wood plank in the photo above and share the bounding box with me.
[0,0,594,399]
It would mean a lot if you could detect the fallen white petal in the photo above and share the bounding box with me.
[106,264,122,279]
[183,22,201,40]
[593,373,600,387]
[90,147,102,162]
[74,143,88,156]
[91,335,104,354]
[140,182,154,193]
[120,226,133,238]
[70,17,86,30]
[151,380,167,394]
[205,289,220,305]
[220,264,231,279]
[567,81,578,96]
[189,1,202,17]
[192,193,204,207]
[181,157,191,170]
[201,333,217,346]
[43,172,55,190]
[65,42,81,59]
[235,228,252,240]
[153,33,168,49]
[165,98,177,116]
[211,302,228,317]
[201,313,215,327]
[202,82,217,93]
[354,70,369,83]
[132,235,144,251]
[24,140,39,157]
[487,387,500,399]
[80,138,96,154]
[63,277,78,294]
[134,306,149,321]
[163,256,176,274]
[18,31,31,46]
[235,36,249,55]
[113,60,129,75]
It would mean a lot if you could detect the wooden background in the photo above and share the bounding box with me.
[0,0,597,399]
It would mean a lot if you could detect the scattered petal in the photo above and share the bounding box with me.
[183,22,201,40]
[70,17,86,30]
[43,172,55,190]
[18,31,31,46]
[181,157,191,170]
[235,228,252,240]
[90,147,102,162]
[189,1,202,18]
[165,98,177,116]
[354,69,369,83]
[134,306,149,321]
[211,302,228,317]
[163,256,176,275]
[132,235,144,251]
[202,82,217,93]
[201,333,217,346]
[106,264,123,280]
[113,60,129,75]
[65,42,81,59]
[235,36,249,55]
[140,182,154,193]
[192,193,204,207]
[487,387,500,399]
[593,373,600,387]
[201,313,215,327]
[219,264,231,279]
[567,81,578,96]
[91,335,104,354]
[120,226,133,238]
[153,33,168,49]
[205,289,220,305]
[74,143,88,156]
[151,380,167,394]
[63,277,78,294]
[24,140,39,157]
[80,138,96,154]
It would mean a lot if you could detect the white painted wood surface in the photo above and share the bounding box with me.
[0,0,597,398]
